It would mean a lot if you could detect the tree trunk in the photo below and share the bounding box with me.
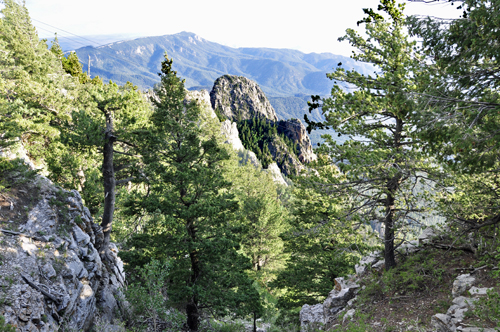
[384,192,397,270]
[101,112,116,258]
[253,311,257,332]
[187,220,200,331]
[384,117,404,270]
[186,302,199,331]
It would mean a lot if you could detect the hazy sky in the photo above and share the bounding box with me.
[22,0,459,56]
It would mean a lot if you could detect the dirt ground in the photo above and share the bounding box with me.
[332,246,499,332]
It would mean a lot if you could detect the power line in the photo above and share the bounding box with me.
[31,17,148,71]
[32,18,100,47]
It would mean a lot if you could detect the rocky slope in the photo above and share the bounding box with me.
[300,228,500,332]
[0,149,125,331]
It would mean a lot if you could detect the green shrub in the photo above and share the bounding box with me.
[124,259,183,332]
[472,288,500,328]
[0,315,15,332]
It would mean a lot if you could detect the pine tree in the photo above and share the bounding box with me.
[121,55,262,331]
[408,0,500,237]
[307,0,437,270]
[0,0,74,161]
[58,80,151,256]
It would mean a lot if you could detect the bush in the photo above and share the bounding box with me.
[124,259,183,332]
[0,315,15,332]
[472,288,500,328]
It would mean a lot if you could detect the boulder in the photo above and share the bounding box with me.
[355,251,380,276]
[419,226,439,245]
[431,313,456,332]
[452,274,476,298]
[300,304,324,331]
[342,309,355,323]
[397,240,420,255]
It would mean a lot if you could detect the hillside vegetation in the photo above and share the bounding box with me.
[1,0,500,332]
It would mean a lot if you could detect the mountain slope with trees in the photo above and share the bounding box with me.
[1,0,500,331]
[72,31,374,97]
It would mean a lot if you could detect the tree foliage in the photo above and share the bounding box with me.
[120,55,262,331]
[408,0,500,237]
[307,0,438,270]
[408,0,500,171]
[236,118,299,168]
[272,161,371,311]
[0,0,74,161]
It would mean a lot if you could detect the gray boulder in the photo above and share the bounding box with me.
[300,304,324,331]
[452,274,476,298]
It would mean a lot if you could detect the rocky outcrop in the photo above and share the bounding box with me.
[210,75,278,122]
[300,276,360,331]
[209,75,317,177]
[264,163,288,187]
[0,174,125,331]
[186,89,214,115]
[220,119,262,169]
[267,136,304,176]
[221,120,245,151]
[278,119,316,163]
[431,274,495,332]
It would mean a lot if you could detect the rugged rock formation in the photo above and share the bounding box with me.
[0,157,125,331]
[209,75,317,177]
[300,276,360,331]
[210,75,278,122]
[267,136,304,176]
[264,163,288,187]
[278,119,316,163]
[186,89,213,113]
[221,120,245,151]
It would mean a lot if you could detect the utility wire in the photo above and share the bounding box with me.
[32,18,147,69]
[32,18,101,48]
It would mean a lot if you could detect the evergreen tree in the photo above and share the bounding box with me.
[272,157,370,313]
[230,162,289,280]
[306,0,437,270]
[121,55,261,331]
[58,80,151,256]
[0,0,74,161]
[408,0,500,236]
[50,36,90,84]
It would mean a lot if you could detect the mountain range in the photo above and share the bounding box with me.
[71,31,373,98]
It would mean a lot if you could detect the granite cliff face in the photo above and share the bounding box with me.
[210,75,316,176]
[266,136,304,176]
[0,149,125,331]
[210,75,278,122]
[278,119,317,163]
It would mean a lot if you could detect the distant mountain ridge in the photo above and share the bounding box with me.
[73,31,373,97]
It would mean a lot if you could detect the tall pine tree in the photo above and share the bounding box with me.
[121,55,262,331]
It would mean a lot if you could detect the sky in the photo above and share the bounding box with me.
[21,0,460,56]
